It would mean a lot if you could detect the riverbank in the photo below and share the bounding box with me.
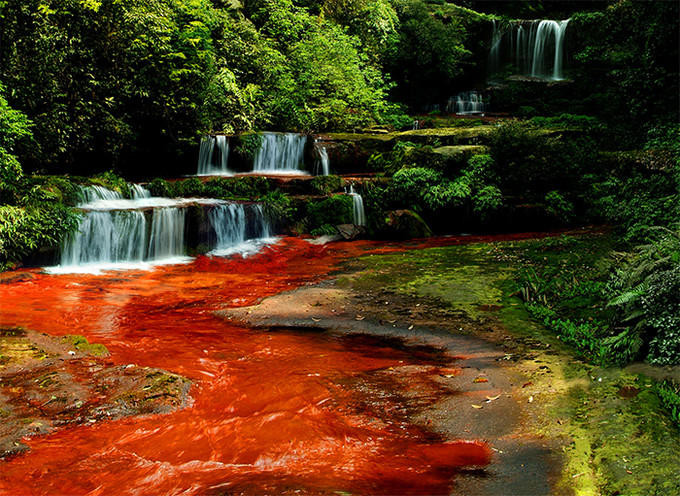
[0,233,678,494]
[221,233,680,495]
[0,329,191,459]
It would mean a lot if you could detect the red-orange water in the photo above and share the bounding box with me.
[0,237,502,495]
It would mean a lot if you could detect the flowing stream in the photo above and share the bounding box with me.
[0,238,490,495]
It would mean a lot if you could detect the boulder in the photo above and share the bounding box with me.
[336,223,365,240]
[381,210,433,239]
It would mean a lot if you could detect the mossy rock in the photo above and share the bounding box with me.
[432,145,489,159]
[396,127,493,146]
[379,209,433,239]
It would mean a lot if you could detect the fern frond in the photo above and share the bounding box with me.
[608,283,646,307]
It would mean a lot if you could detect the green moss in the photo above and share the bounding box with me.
[343,237,680,495]
[556,372,680,495]
[62,335,108,357]
[310,175,342,195]
[346,244,513,318]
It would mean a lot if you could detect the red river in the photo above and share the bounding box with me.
[0,237,504,495]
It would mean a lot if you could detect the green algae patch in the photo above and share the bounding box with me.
[552,370,680,495]
[431,144,489,158]
[62,335,108,357]
[113,371,191,414]
[348,244,514,320]
[0,328,53,369]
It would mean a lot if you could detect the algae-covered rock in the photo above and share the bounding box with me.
[432,145,489,159]
[397,127,492,146]
[380,210,433,239]
[0,328,191,459]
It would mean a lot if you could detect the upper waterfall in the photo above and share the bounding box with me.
[488,18,571,81]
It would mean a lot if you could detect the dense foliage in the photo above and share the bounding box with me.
[0,0,678,373]
[0,87,80,270]
[1,0,482,177]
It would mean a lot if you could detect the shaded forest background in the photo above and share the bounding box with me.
[1,0,677,177]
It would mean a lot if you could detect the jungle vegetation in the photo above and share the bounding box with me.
[0,0,678,374]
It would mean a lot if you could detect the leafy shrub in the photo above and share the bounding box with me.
[147,178,172,197]
[310,175,342,195]
[391,167,443,210]
[201,177,273,199]
[473,185,503,218]
[0,203,80,269]
[656,379,680,427]
[305,194,353,233]
[606,227,680,365]
[487,120,592,201]
[531,113,602,130]
[172,177,205,197]
[234,133,264,158]
[90,171,130,197]
[260,190,291,226]
[544,190,575,223]
[592,150,679,242]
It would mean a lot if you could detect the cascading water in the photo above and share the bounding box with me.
[252,132,307,174]
[130,183,152,199]
[197,135,231,176]
[313,141,330,176]
[446,91,486,115]
[147,207,186,260]
[51,186,273,273]
[487,19,570,80]
[60,210,148,267]
[348,185,366,226]
[208,203,271,257]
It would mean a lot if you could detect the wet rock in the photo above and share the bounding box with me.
[0,272,35,285]
[336,223,365,240]
[0,329,191,460]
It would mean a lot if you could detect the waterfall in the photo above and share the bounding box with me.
[348,186,366,226]
[130,184,151,200]
[488,19,570,80]
[147,208,186,260]
[447,91,486,115]
[60,210,148,267]
[208,203,272,257]
[50,186,274,273]
[78,185,124,203]
[314,141,330,176]
[487,19,502,78]
[197,135,231,176]
[252,132,307,174]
